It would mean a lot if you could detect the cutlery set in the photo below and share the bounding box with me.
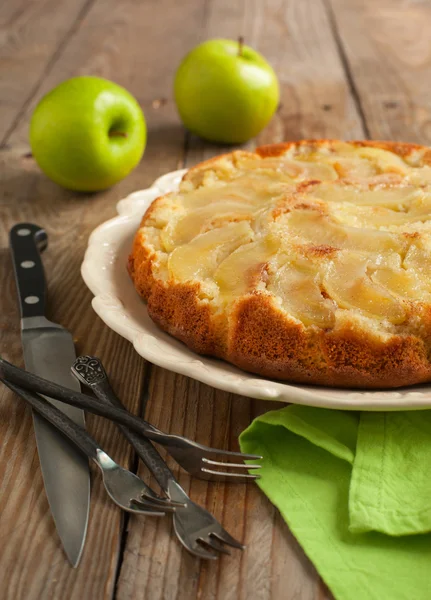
[3,223,261,563]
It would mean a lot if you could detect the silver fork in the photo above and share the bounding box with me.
[2,378,180,516]
[0,357,262,482]
[72,355,246,559]
[168,480,244,559]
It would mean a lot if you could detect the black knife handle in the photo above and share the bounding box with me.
[2,378,99,461]
[9,223,48,319]
[73,356,175,493]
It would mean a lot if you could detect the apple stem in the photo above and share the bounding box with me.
[238,36,244,57]
[109,131,128,138]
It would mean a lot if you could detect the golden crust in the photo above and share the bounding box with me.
[129,140,431,389]
[228,294,430,388]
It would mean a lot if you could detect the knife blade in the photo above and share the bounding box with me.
[9,223,90,567]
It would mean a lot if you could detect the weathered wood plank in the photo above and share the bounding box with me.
[327,0,431,143]
[6,0,202,163]
[3,0,407,597]
[186,0,366,169]
[0,149,149,600]
[116,1,364,599]
[0,0,95,145]
[0,0,201,597]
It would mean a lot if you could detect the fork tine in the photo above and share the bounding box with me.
[232,452,262,460]
[202,458,262,470]
[189,543,219,560]
[140,491,186,509]
[173,521,219,560]
[203,449,262,460]
[200,536,231,555]
[211,530,245,550]
[128,498,167,515]
[201,468,261,480]
[131,498,176,513]
[126,502,166,516]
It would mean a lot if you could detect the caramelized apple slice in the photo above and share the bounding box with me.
[284,209,404,253]
[367,252,402,270]
[311,182,418,209]
[181,175,288,210]
[234,156,296,183]
[354,147,409,173]
[371,268,429,301]
[407,191,431,216]
[292,146,375,179]
[168,221,253,282]
[331,157,378,178]
[323,253,406,323]
[161,200,255,252]
[287,160,338,181]
[332,202,431,228]
[237,156,338,181]
[214,234,280,298]
[268,263,336,328]
[408,165,431,185]
[403,242,431,291]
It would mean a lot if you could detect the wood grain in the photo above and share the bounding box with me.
[0,0,418,598]
[327,0,431,144]
[186,0,366,170]
[0,147,147,600]
[116,0,364,599]
[0,0,202,597]
[0,0,95,146]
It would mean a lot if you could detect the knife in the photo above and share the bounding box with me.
[9,223,90,567]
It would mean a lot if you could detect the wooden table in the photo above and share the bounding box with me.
[1,0,430,598]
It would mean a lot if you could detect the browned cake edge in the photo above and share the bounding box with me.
[128,140,431,389]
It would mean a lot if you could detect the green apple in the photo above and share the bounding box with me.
[29,76,146,192]
[174,38,279,144]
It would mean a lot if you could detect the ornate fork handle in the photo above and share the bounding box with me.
[73,355,176,492]
[73,356,105,385]
[73,356,160,435]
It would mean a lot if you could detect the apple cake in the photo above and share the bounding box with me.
[128,140,431,388]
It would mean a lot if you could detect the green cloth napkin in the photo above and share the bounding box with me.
[239,406,431,600]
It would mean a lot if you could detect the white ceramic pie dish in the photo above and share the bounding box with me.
[81,168,431,410]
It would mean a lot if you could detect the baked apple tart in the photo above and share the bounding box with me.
[129,140,431,388]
